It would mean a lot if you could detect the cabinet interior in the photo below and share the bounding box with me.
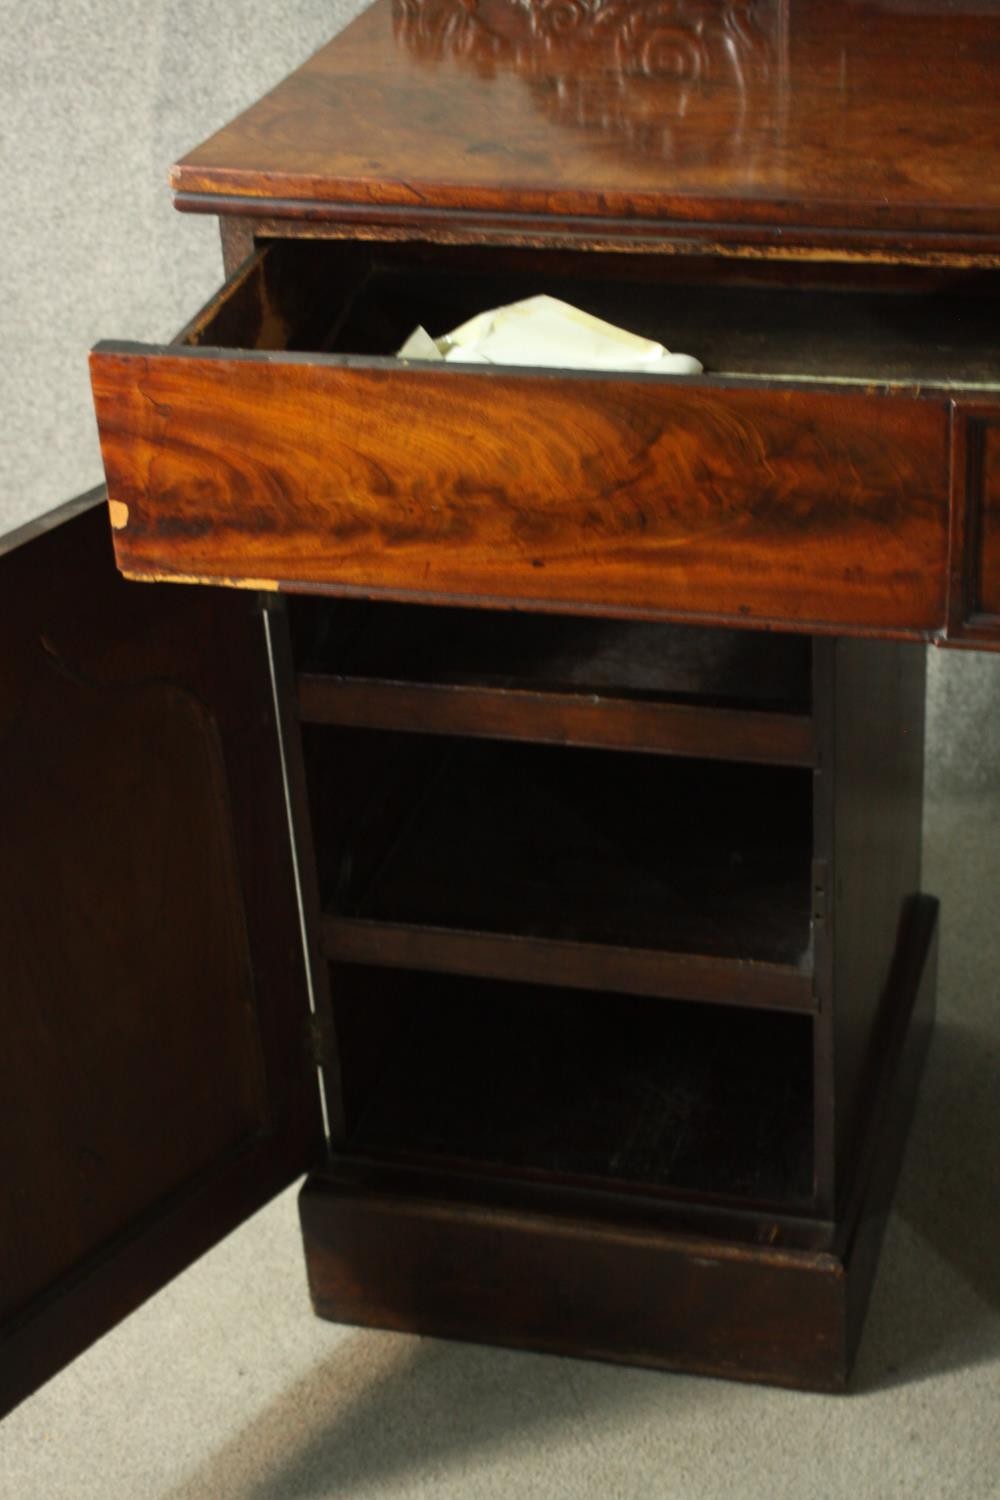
[290,595,822,1217]
[331,967,815,1212]
[307,729,813,966]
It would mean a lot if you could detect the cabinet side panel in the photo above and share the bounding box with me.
[829,639,927,1199]
[974,422,1000,619]
[948,405,1000,647]
[0,502,321,1416]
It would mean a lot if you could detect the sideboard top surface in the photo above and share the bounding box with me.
[171,0,1000,254]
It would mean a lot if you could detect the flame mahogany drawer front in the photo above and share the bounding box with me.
[86,238,993,637]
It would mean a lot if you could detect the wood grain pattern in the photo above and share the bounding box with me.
[90,347,950,633]
[171,0,1000,256]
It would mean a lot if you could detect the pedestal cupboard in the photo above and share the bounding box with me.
[4,0,1000,1409]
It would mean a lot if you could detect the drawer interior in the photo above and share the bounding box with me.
[184,238,1000,386]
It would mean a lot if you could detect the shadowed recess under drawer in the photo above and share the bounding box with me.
[294,601,816,765]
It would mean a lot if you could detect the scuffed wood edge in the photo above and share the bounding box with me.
[120,568,280,591]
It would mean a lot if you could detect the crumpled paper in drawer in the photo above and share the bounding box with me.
[397,294,702,374]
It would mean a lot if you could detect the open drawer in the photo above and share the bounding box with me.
[90,239,1000,634]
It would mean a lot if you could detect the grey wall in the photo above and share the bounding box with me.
[4,0,998,795]
[2,0,365,530]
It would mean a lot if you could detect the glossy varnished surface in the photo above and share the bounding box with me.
[90,345,951,632]
[172,0,1000,252]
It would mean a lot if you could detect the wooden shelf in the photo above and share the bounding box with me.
[322,740,814,1008]
[324,917,815,1012]
[344,978,816,1212]
[296,603,815,766]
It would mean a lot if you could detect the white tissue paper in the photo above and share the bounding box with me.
[398,294,702,375]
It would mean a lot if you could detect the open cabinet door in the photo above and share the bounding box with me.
[0,491,324,1415]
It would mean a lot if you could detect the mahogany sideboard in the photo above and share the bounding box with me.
[4,0,1000,1408]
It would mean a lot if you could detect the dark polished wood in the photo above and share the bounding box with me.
[323,916,816,1012]
[302,1162,846,1390]
[299,894,937,1394]
[294,599,817,766]
[171,0,1000,259]
[300,604,818,1010]
[951,408,1000,641]
[0,496,322,1416]
[829,641,926,1203]
[981,423,1000,617]
[299,673,816,766]
[807,638,927,1213]
[839,896,938,1368]
[281,594,937,1386]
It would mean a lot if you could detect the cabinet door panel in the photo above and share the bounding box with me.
[0,492,322,1415]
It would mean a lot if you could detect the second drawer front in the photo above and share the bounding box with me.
[91,349,950,632]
